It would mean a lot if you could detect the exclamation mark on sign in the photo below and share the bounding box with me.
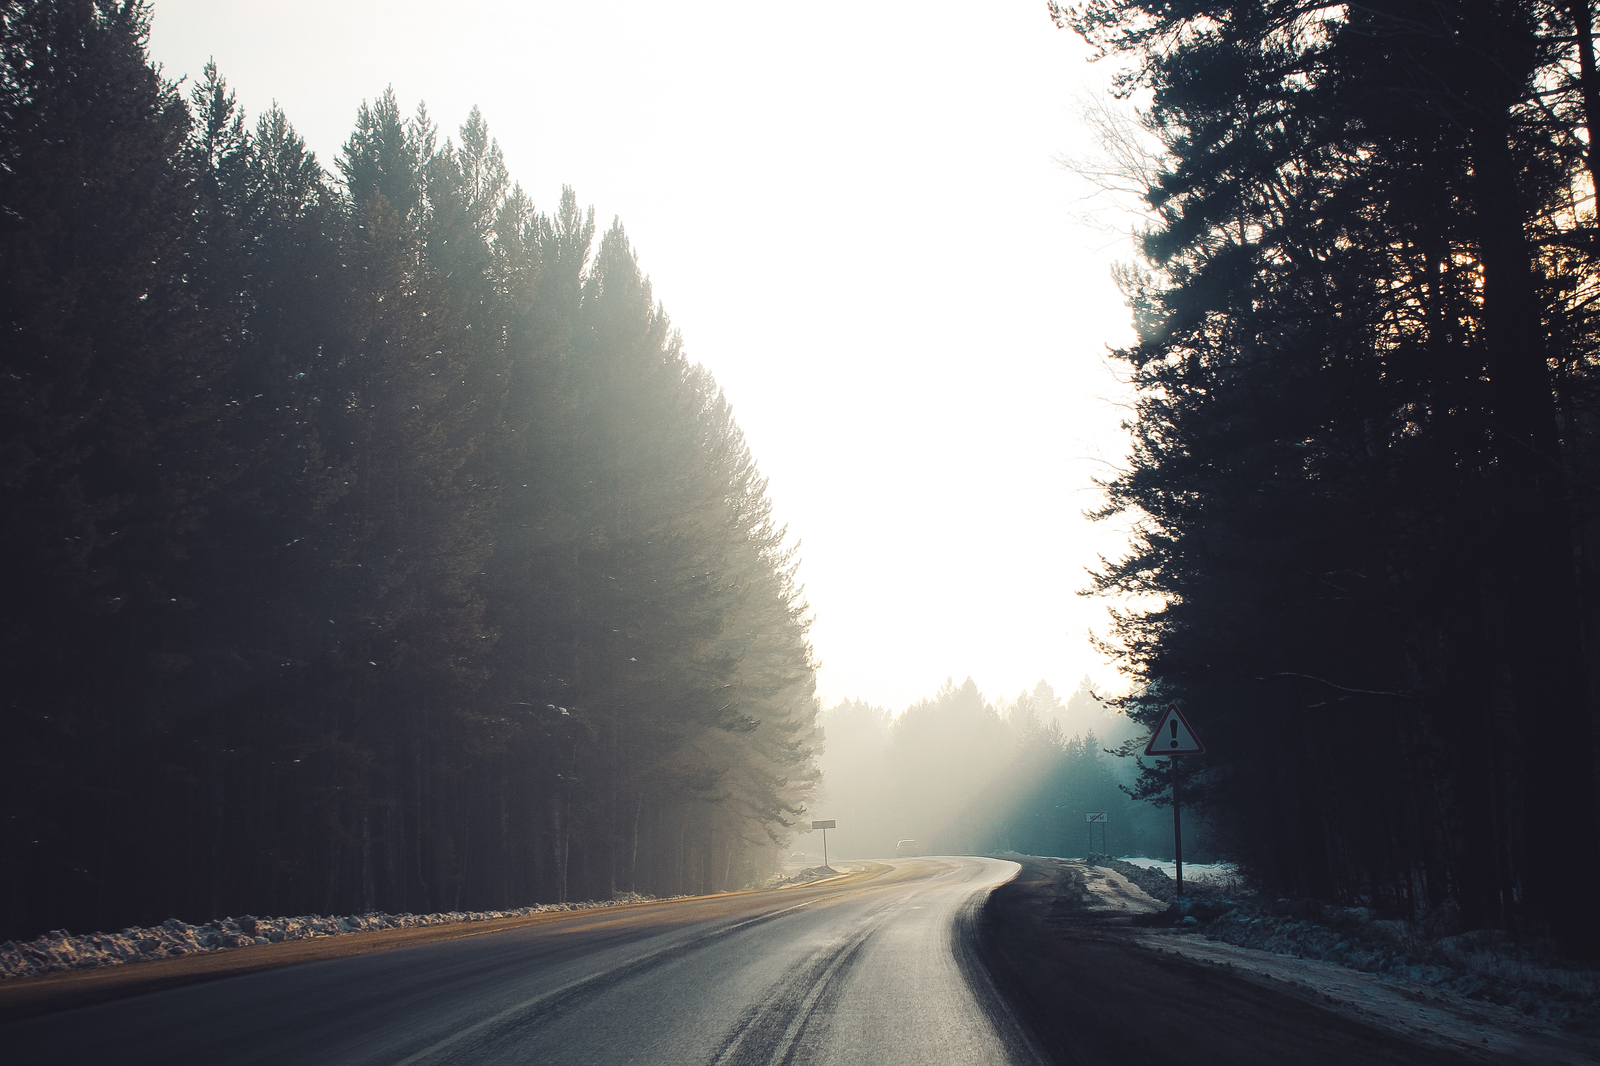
[1170,719,1179,748]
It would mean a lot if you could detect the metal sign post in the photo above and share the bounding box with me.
[1085,812,1107,855]
[811,819,836,868]
[1172,768,1183,897]
[1143,703,1205,898]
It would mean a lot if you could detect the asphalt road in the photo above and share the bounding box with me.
[2,856,1043,1066]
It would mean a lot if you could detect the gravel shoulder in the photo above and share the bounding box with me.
[0,865,890,1025]
[977,855,1579,1066]
[0,904,632,1023]
[1140,931,1600,1066]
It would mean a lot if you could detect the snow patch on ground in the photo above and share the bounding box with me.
[1088,857,1600,1061]
[1075,864,1166,915]
[1198,902,1600,1032]
[770,865,845,888]
[1142,932,1600,1064]
[0,895,682,982]
[1116,856,1249,894]
[1002,853,1166,916]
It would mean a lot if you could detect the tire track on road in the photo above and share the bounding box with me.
[393,892,858,1065]
[705,898,898,1066]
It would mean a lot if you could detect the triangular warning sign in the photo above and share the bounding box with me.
[1144,702,1205,756]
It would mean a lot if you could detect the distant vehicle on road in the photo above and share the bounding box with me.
[895,839,918,858]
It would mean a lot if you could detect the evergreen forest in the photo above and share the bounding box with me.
[0,1,820,941]
[1058,0,1600,953]
[814,678,1178,864]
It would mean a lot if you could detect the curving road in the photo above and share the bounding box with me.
[3,856,1042,1066]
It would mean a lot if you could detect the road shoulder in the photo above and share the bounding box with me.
[1137,930,1600,1066]
[977,856,1507,1065]
[0,906,615,1023]
[0,865,892,1025]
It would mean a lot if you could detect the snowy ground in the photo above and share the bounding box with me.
[0,894,677,982]
[1145,932,1600,1064]
[4,858,861,985]
[1117,857,1250,893]
[769,865,847,888]
[1095,856,1600,1063]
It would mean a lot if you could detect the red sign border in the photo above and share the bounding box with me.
[1144,702,1206,756]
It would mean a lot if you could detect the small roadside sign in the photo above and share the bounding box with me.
[1084,811,1108,853]
[1144,703,1205,756]
[811,820,836,867]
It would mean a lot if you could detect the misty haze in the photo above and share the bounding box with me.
[3,2,1600,1064]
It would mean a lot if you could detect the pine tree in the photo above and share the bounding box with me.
[0,0,249,933]
[1059,0,1600,946]
[0,30,824,933]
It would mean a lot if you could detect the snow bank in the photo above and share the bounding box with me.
[1084,855,1181,902]
[1122,858,1248,893]
[1199,901,1600,1030]
[1089,855,1600,1033]
[770,865,843,888]
[0,895,678,982]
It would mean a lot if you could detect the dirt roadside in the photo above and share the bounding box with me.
[0,904,631,1024]
[979,856,1591,1066]
[0,864,888,1025]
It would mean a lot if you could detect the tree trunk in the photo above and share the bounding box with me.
[1568,1,1600,202]
[1469,90,1600,946]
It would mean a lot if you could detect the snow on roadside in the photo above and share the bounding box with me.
[0,893,678,982]
[770,865,848,888]
[1192,901,1600,1040]
[1140,932,1600,1065]
[1119,857,1248,894]
[1075,863,1166,916]
[1086,857,1600,1062]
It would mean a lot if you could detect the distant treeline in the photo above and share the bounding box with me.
[815,679,1180,862]
[1060,1,1600,951]
[0,1,818,941]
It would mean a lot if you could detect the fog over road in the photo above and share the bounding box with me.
[3,857,1043,1066]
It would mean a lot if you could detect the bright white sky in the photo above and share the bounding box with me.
[146,0,1145,713]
